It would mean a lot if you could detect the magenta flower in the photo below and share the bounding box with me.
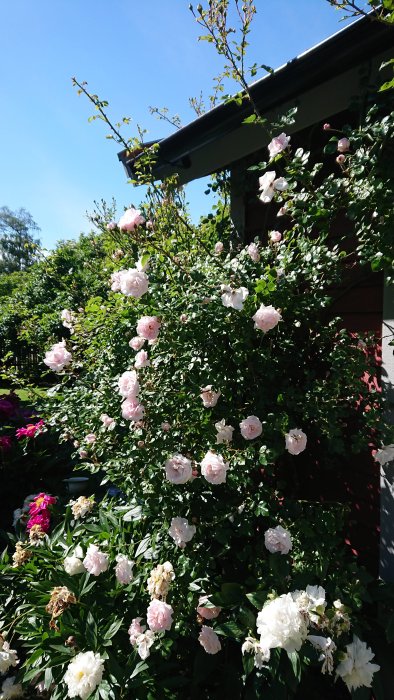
[27,512,51,533]
[28,493,57,516]
[0,436,12,450]
[15,420,45,440]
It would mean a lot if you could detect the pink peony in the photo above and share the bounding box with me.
[147,599,173,632]
[200,451,229,485]
[264,525,292,555]
[128,617,145,645]
[136,316,161,341]
[337,137,350,153]
[118,207,145,231]
[285,429,307,455]
[121,399,145,422]
[199,626,222,654]
[168,517,196,548]
[118,370,140,399]
[252,304,282,333]
[197,596,221,620]
[135,350,150,369]
[240,415,263,440]
[129,336,145,351]
[214,241,224,254]
[165,454,192,484]
[268,133,290,159]
[115,554,134,584]
[200,386,221,408]
[29,493,57,515]
[83,544,109,576]
[44,340,72,372]
[119,268,149,298]
[269,230,282,243]
[26,512,51,533]
[247,242,260,262]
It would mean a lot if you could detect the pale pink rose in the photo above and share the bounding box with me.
[259,171,276,203]
[147,599,173,632]
[277,205,288,217]
[118,207,145,231]
[115,554,134,584]
[273,177,289,192]
[134,349,150,369]
[165,454,192,484]
[323,123,331,131]
[200,451,229,485]
[136,316,161,341]
[44,341,72,372]
[336,154,346,164]
[285,429,307,455]
[169,517,196,548]
[252,304,282,332]
[247,242,260,262]
[199,626,222,654]
[264,525,292,555]
[100,414,116,429]
[83,544,109,576]
[121,399,145,422]
[240,415,262,440]
[85,433,96,444]
[337,137,350,153]
[129,336,145,351]
[197,596,221,620]
[214,241,224,254]
[119,268,149,298]
[128,617,145,645]
[268,133,290,159]
[79,449,88,459]
[200,385,221,408]
[161,421,171,432]
[118,370,140,399]
[269,230,282,243]
[61,309,74,329]
[110,270,124,292]
[221,285,249,310]
[215,419,234,444]
[107,221,117,230]
[180,314,188,323]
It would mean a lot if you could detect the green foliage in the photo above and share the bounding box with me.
[0,206,41,274]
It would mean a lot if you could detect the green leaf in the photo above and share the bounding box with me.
[104,618,123,640]
[246,591,267,610]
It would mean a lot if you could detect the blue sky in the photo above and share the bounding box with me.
[0,1,353,249]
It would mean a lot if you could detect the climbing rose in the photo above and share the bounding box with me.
[221,285,249,310]
[200,385,221,408]
[128,618,145,645]
[63,651,104,700]
[61,308,74,330]
[44,340,72,372]
[165,454,192,484]
[134,349,150,369]
[259,171,289,203]
[268,132,290,158]
[197,596,221,620]
[118,207,145,231]
[118,370,140,399]
[147,599,174,632]
[118,268,149,298]
[247,242,260,262]
[115,554,134,584]
[337,137,350,153]
[200,451,229,485]
[136,316,161,340]
[253,304,282,332]
[85,433,96,444]
[240,415,262,440]
[214,241,224,254]
[336,636,380,692]
[129,336,145,351]
[215,419,234,444]
[147,561,175,600]
[257,593,308,653]
[100,414,116,429]
[264,525,292,555]
[269,230,282,243]
[285,429,307,455]
[168,517,196,548]
[121,399,145,422]
[199,626,222,655]
[83,544,109,576]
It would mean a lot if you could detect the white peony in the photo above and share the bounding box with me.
[63,651,104,700]
[136,630,156,660]
[242,637,270,669]
[292,585,326,624]
[257,593,309,653]
[115,554,134,584]
[0,639,19,675]
[168,517,196,548]
[220,285,249,310]
[307,635,336,675]
[264,525,292,555]
[336,636,380,692]
[64,553,85,576]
